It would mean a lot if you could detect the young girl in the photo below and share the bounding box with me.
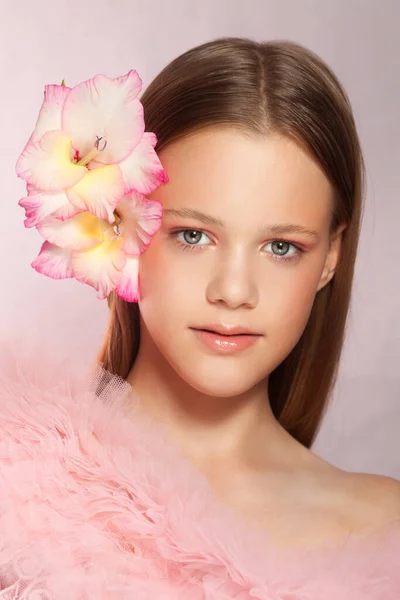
[1,37,399,598]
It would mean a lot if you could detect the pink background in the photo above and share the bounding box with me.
[0,0,398,476]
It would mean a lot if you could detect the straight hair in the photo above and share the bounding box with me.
[97,37,365,448]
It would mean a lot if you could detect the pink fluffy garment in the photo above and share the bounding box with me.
[0,344,399,599]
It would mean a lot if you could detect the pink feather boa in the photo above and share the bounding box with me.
[0,344,399,599]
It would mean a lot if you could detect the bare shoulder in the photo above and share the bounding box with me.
[351,472,400,512]
[339,471,400,532]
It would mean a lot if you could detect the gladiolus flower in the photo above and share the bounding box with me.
[16,71,169,301]
[32,193,162,302]
[16,72,168,227]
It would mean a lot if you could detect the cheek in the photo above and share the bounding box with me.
[264,264,323,345]
[138,239,172,298]
[138,241,200,320]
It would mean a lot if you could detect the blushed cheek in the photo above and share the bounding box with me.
[139,241,207,309]
[138,256,190,331]
[292,270,322,308]
[267,271,321,345]
[137,242,170,300]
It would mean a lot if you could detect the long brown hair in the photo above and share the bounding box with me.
[98,37,365,448]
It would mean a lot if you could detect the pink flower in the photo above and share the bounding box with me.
[16,71,169,301]
[32,193,162,302]
[16,72,168,227]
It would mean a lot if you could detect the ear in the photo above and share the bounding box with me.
[316,223,347,292]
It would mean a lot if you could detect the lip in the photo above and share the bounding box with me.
[190,325,262,355]
[192,323,261,336]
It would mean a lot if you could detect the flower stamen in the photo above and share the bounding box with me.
[76,136,108,167]
[112,213,122,239]
[95,136,108,151]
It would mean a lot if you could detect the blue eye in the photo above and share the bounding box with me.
[170,228,303,263]
[266,240,298,259]
[182,230,210,245]
[172,229,211,249]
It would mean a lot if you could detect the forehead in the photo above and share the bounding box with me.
[150,128,333,228]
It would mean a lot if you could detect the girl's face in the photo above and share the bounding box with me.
[138,128,343,398]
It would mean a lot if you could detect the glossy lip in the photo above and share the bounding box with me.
[189,325,263,355]
[190,328,261,355]
[190,323,262,336]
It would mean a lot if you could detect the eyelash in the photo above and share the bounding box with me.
[169,228,305,264]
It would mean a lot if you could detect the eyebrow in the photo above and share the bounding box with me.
[163,208,320,241]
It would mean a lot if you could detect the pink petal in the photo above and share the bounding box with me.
[16,130,86,191]
[37,212,105,250]
[117,193,163,255]
[72,237,126,300]
[66,164,125,223]
[136,197,164,239]
[118,132,169,194]
[51,201,85,221]
[31,241,73,279]
[19,190,78,228]
[62,71,144,165]
[116,256,139,302]
[28,84,71,146]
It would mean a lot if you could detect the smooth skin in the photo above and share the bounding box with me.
[128,128,400,550]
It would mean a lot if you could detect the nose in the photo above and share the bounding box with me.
[206,249,259,309]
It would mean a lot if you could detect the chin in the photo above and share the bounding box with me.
[174,359,266,399]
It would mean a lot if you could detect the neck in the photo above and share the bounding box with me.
[126,327,296,470]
